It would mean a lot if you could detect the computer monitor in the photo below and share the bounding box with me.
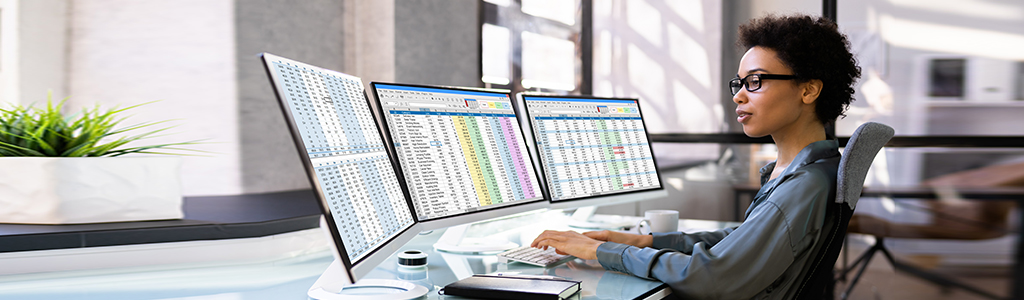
[369,82,548,252]
[516,94,666,226]
[260,53,426,299]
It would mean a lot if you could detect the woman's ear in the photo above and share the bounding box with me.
[801,79,823,104]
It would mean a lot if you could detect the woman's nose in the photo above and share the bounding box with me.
[733,91,747,104]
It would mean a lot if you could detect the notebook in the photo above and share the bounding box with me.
[440,274,581,300]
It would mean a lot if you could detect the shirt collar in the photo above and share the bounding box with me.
[760,139,840,185]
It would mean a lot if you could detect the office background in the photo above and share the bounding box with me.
[1,0,1022,298]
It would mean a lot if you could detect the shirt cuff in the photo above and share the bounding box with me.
[596,242,631,274]
[651,232,677,249]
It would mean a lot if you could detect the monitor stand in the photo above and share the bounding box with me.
[432,223,519,254]
[307,260,428,300]
[566,206,635,229]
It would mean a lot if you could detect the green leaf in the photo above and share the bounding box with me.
[0,93,205,157]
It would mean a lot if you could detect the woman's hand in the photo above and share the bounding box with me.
[583,230,654,248]
[530,230,603,260]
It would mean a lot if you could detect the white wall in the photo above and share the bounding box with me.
[17,0,68,105]
[67,0,240,196]
[0,0,19,105]
[0,0,69,106]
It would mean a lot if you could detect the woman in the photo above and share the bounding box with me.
[531,14,861,299]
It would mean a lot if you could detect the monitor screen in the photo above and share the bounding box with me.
[520,95,662,202]
[260,54,416,268]
[372,83,545,221]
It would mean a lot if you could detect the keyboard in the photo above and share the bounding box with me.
[497,246,575,268]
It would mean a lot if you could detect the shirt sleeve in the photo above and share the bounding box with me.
[595,171,830,299]
[650,227,737,254]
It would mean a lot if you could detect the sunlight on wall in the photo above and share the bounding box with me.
[626,1,662,48]
[626,43,666,130]
[625,44,666,99]
[668,23,711,88]
[673,80,716,132]
[593,0,721,137]
[666,0,704,32]
[594,30,613,89]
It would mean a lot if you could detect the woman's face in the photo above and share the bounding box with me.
[732,46,815,138]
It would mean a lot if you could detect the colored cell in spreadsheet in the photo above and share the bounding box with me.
[375,84,543,221]
[524,98,660,201]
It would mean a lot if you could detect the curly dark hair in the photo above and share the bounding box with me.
[738,14,861,125]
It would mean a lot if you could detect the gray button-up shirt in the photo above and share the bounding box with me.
[596,140,840,299]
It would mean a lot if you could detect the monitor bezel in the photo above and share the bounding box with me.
[368,81,549,228]
[259,53,421,283]
[517,93,665,205]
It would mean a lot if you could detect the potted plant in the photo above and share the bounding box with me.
[0,94,201,224]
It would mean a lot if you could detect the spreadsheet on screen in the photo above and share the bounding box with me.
[269,60,415,263]
[375,84,545,221]
[522,96,661,202]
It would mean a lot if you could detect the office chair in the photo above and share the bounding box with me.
[840,163,1020,300]
[792,122,894,300]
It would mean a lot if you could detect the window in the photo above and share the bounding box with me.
[481,0,590,95]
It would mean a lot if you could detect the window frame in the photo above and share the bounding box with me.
[479,0,592,95]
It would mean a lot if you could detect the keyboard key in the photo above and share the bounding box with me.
[497,246,575,268]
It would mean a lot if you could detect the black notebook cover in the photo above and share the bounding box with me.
[441,274,581,300]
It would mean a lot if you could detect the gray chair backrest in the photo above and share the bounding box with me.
[837,122,895,209]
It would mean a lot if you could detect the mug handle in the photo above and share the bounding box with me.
[636,219,652,235]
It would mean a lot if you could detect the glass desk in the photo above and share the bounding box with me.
[332,213,737,300]
[359,225,667,299]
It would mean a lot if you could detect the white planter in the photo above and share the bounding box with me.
[0,156,183,224]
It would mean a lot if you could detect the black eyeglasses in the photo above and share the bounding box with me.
[729,74,798,95]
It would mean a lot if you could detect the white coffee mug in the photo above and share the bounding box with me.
[636,210,679,235]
